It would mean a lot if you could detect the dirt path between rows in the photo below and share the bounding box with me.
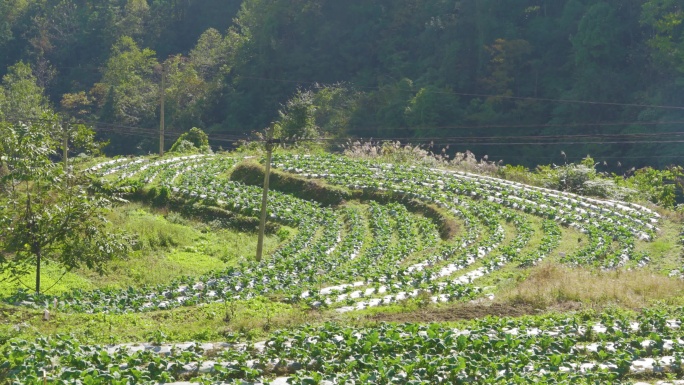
[368,301,583,323]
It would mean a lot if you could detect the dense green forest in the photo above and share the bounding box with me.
[1,0,683,168]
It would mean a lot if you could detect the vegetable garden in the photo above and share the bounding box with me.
[3,152,683,384]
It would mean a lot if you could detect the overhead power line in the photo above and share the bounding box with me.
[346,120,684,133]
[310,131,684,143]
[306,138,684,146]
[1,115,247,142]
[235,75,684,111]
[476,154,684,161]
[8,114,684,148]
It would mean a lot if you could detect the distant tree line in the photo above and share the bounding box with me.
[1,0,683,167]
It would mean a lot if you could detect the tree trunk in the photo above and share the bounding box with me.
[256,143,273,262]
[35,249,41,294]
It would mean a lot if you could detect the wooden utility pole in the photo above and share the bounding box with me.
[256,134,276,262]
[159,65,165,156]
[62,121,69,172]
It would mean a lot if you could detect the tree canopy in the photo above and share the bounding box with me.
[1,0,684,168]
[0,61,128,294]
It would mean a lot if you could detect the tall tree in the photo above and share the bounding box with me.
[641,0,684,75]
[273,89,319,140]
[0,116,128,294]
[0,61,49,120]
[0,61,127,294]
[94,36,159,127]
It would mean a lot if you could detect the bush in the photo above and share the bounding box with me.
[621,167,682,207]
[276,227,291,242]
[169,127,211,153]
[154,186,170,206]
[146,186,158,201]
[171,139,197,153]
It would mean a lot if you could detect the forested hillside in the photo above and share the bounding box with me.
[1,0,683,167]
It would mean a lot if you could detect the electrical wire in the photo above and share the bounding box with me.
[314,139,684,146]
[346,120,684,133]
[8,114,684,148]
[234,74,684,111]
[307,131,684,143]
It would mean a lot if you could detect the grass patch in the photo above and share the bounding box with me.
[554,223,589,259]
[0,298,308,345]
[502,262,684,310]
[636,218,683,273]
[0,204,286,295]
[108,205,196,250]
[0,264,94,297]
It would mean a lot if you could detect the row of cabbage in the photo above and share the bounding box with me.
[272,154,657,269]
[8,156,472,312]
[85,155,210,184]
[5,308,684,384]
[138,154,573,312]
[7,153,659,314]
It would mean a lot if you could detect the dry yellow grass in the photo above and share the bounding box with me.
[502,262,684,310]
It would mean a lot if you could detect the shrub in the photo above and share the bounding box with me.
[622,166,682,207]
[276,227,291,242]
[154,186,170,206]
[169,127,211,153]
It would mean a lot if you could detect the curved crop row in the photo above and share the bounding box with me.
[5,308,684,384]
[5,153,660,315]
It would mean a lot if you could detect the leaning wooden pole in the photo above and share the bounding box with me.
[256,140,274,262]
[159,65,165,156]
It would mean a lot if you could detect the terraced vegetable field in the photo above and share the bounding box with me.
[3,152,683,384]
